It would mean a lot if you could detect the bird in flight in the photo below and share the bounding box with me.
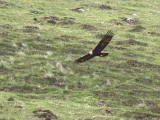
[74,30,114,63]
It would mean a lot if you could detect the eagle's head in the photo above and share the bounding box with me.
[88,51,93,55]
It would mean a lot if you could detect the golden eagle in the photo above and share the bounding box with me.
[74,30,114,63]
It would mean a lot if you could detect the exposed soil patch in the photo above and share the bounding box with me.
[94,91,118,98]
[28,43,55,51]
[145,100,158,107]
[0,118,15,120]
[0,43,16,56]
[61,45,86,54]
[68,81,86,90]
[94,33,104,39]
[33,109,58,119]
[127,60,160,68]
[99,5,112,10]
[115,39,148,46]
[128,90,149,97]
[115,62,134,73]
[129,90,160,98]
[52,81,66,87]
[0,65,10,73]
[77,81,86,89]
[8,97,14,101]
[0,24,13,29]
[0,32,8,37]
[44,77,66,87]
[116,59,160,74]
[14,42,25,48]
[47,20,57,24]
[96,101,107,106]
[68,48,86,54]
[127,60,144,67]
[30,10,43,14]
[43,16,61,24]
[134,113,160,120]
[135,77,153,84]
[35,16,75,25]
[124,111,160,120]
[112,21,123,25]
[130,25,146,32]
[0,0,13,6]
[148,32,160,36]
[55,35,77,42]
[71,7,85,12]
[0,51,15,56]
[115,84,143,90]
[59,17,75,25]
[112,46,127,50]
[82,40,96,45]
[23,26,39,33]
[43,16,60,21]
[122,98,141,106]
[151,107,160,114]
[27,37,54,44]
[123,52,139,57]
[122,17,139,24]
[0,85,48,93]
[81,24,98,31]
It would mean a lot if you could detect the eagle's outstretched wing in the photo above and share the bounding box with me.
[93,30,114,53]
[74,54,95,63]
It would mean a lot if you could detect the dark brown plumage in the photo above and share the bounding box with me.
[74,30,114,63]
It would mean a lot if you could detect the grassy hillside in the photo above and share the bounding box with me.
[0,0,160,119]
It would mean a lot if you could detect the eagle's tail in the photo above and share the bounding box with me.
[100,53,109,57]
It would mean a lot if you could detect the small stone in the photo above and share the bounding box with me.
[157,11,160,14]
[132,13,137,16]
[126,18,136,23]
[71,8,85,12]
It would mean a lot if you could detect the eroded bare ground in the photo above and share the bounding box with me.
[116,38,148,46]
[0,24,13,29]
[32,109,58,120]
[148,32,160,36]
[99,5,112,10]
[94,33,105,39]
[0,0,13,6]
[33,16,76,25]
[122,17,139,24]
[71,7,84,12]
[0,43,16,56]
[26,37,54,44]
[28,43,55,51]
[115,59,160,71]
[123,52,141,57]
[112,21,123,25]
[93,82,160,119]
[123,111,160,120]
[0,32,8,37]
[109,46,127,50]
[81,24,98,31]
[59,17,75,25]
[130,25,146,32]
[22,26,39,33]
[55,35,77,42]
[60,44,87,54]
[0,85,48,93]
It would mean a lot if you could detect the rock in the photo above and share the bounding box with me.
[71,7,85,12]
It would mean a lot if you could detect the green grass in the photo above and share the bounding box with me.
[0,0,160,119]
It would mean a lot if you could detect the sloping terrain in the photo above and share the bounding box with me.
[0,0,160,119]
